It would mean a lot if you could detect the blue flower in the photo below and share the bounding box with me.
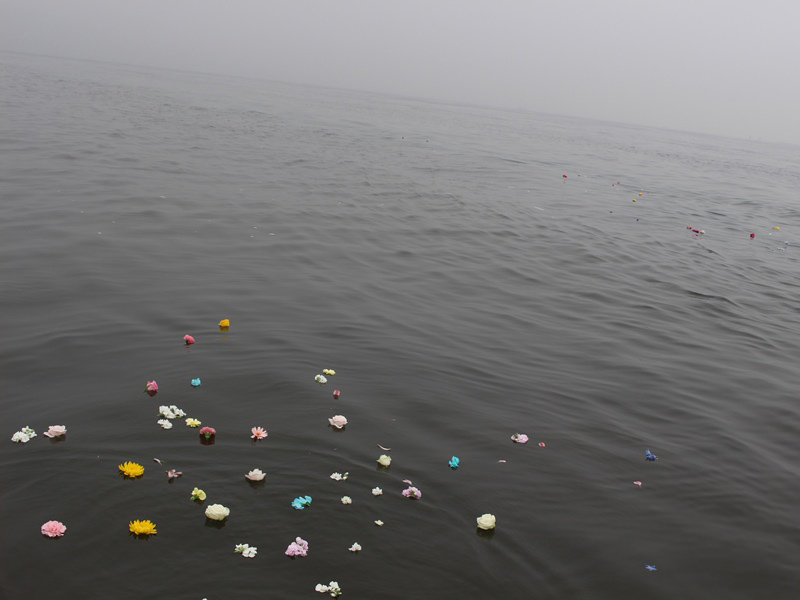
[448,456,460,469]
[291,496,312,510]
[645,449,657,461]
[191,378,201,387]
[645,565,657,571]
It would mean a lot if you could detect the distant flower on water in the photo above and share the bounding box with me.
[191,487,207,501]
[328,415,347,429]
[291,496,312,510]
[377,454,392,467]
[285,536,309,557]
[166,469,182,480]
[341,496,352,505]
[372,487,383,496]
[402,486,421,499]
[186,418,201,427]
[448,456,460,469]
[119,462,144,477]
[374,520,384,526]
[205,504,230,521]
[315,374,328,384]
[245,469,265,481]
[348,542,361,552]
[219,319,230,328]
[476,514,496,530]
[645,449,658,461]
[322,369,336,376]
[645,565,657,571]
[250,426,268,440]
[11,431,31,443]
[144,381,158,396]
[234,543,257,558]
[330,472,348,481]
[129,520,157,535]
[43,425,67,438]
[41,520,66,538]
[315,582,342,597]
[158,405,185,419]
[511,433,529,444]
[157,419,173,429]
[191,378,201,387]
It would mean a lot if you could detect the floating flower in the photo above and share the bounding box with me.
[633,481,643,487]
[374,520,384,526]
[322,369,336,376]
[21,426,36,438]
[285,537,309,557]
[341,496,352,505]
[191,378,201,387]
[205,504,230,521]
[315,374,328,384]
[184,334,195,345]
[219,319,230,328]
[129,520,157,535]
[144,381,158,396]
[191,487,207,501]
[402,486,421,499]
[186,417,201,427]
[315,582,342,597]
[157,419,173,429]
[372,487,383,496]
[119,462,145,478]
[328,415,347,429]
[448,456,460,469]
[645,565,657,571]
[41,520,66,538]
[43,425,67,438]
[348,542,361,552]
[645,449,658,461]
[250,426,268,440]
[245,469,265,481]
[333,389,340,399]
[330,472,348,481]
[199,426,216,440]
[377,454,391,467]
[158,405,186,419]
[234,544,257,558]
[11,431,30,443]
[166,469,182,480]
[291,496,312,510]
[538,442,546,448]
[511,433,529,444]
[476,514,496,530]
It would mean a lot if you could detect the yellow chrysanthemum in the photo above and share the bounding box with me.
[129,520,157,535]
[219,319,230,327]
[118,462,145,477]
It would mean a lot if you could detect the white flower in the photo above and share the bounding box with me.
[205,504,230,520]
[376,454,391,467]
[374,520,384,526]
[348,542,361,552]
[242,546,257,558]
[476,513,496,530]
[245,468,266,481]
[157,419,173,429]
[372,487,383,496]
[315,584,330,593]
[234,544,250,553]
[170,405,186,418]
[315,374,327,384]
[158,405,176,419]
[330,471,348,481]
[11,431,30,443]
[21,426,36,438]
[341,496,352,505]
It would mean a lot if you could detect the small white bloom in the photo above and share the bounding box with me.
[21,426,36,438]
[170,405,186,418]
[315,584,330,593]
[158,405,176,419]
[341,496,352,505]
[330,472,343,480]
[11,431,30,443]
[372,487,383,496]
[348,542,361,552]
[242,546,257,558]
[374,520,384,526]
[376,454,392,467]
[157,419,173,429]
[234,544,249,553]
[315,374,327,384]
[245,468,266,481]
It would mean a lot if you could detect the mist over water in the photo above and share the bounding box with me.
[1,52,799,599]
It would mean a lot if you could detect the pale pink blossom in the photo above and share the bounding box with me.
[633,481,642,487]
[402,486,421,499]
[250,427,268,440]
[43,425,67,438]
[246,469,266,481]
[511,433,529,444]
[328,415,348,429]
[145,381,158,393]
[41,521,66,538]
[285,536,309,557]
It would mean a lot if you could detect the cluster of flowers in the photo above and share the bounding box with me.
[234,543,257,558]
[158,405,186,420]
[315,581,342,597]
[11,425,66,443]
[285,537,308,557]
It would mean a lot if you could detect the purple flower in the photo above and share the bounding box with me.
[285,537,309,557]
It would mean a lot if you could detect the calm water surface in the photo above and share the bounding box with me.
[1,52,800,599]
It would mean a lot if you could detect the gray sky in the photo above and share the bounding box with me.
[3,0,799,144]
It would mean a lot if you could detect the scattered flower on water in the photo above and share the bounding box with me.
[511,433,529,444]
[292,496,312,510]
[186,418,201,427]
[184,334,195,345]
[43,425,67,438]
[328,415,347,429]
[205,504,230,520]
[372,487,383,496]
[11,431,30,443]
[219,319,230,328]
[21,426,36,438]
[341,496,352,504]
[191,487,207,501]
[144,381,158,396]
[199,426,216,439]
[158,405,186,419]
[645,565,657,571]
[374,520,384,526]
[476,514,496,530]
[645,449,658,461]
[246,468,266,481]
[402,486,421,499]
[330,472,348,481]
[191,378,201,387]
[377,454,391,467]
[234,544,257,558]
[166,469,182,480]
[41,520,66,538]
[348,542,361,552]
[119,462,145,478]
[539,442,546,448]
[448,456,460,469]
[157,419,173,429]
[634,481,643,487]
[322,369,336,376]
[250,426,268,440]
[285,536,309,557]
[315,374,328,384]
[315,582,342,597]
[333,389,340,399]
[129,520,157,535]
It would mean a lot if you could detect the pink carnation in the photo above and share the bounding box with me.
[41,520,66,538]
[199,426,216,438]
[328,415,348,429]
[285,536,309,557]
[402,486,421,499]
[43,425,67,438]
[184,335,195,345]
[250,426,268,440]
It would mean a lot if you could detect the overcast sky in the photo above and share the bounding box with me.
[3,0,799,144]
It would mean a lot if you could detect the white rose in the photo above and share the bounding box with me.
[245,469,266,481]
[476,513,496,530]
[376,454,391,467]
[205,503,230,520]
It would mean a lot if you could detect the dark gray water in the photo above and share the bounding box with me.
[2,51,799,599]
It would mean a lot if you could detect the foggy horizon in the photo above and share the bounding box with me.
[3,0,799,145]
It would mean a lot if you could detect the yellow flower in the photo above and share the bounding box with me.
[191,487,207,501]
[219,319,230,327]
[323,369,336,376]
[185,417,201,427]
[129,520,157,535]
[118,462,144,477]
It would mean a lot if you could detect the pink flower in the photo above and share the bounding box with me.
[43,425,67,438]
[328,415,348,429]
[250,427,268,440]
[144,381,158,397]
[41,521,66,538]
[184,335,195,345]
[511,433,529,444]
[166,469,183,480]
[285,536,309,557]
[402,486,421,499]
[633,481,643,487]
[199,426,216,439]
